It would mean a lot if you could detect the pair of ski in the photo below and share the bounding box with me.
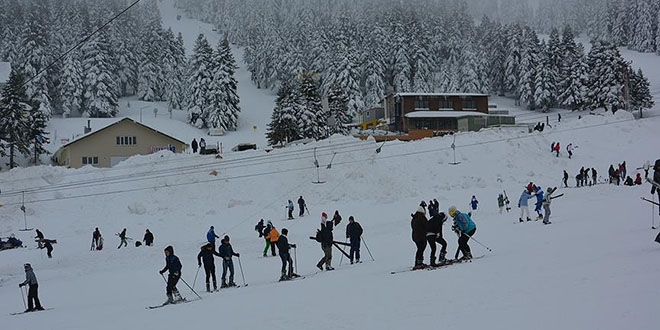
[147,298,198,309]
[390,255,485,275]
[11,308,53,316]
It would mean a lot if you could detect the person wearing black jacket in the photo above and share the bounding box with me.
[277,228,299,280]
[426,212,448,266]
[316,212,335,271]
[651,159,660,215]
[143,229,154,246]
[159,245,183,303]
[218,236,240,288]
[563,170,569,187]
[411,206,428,269]
[297,196,306,217]
[255,219,265,237]
[197,243,222,292]
[345,216,363,264]
[332,210,342,226]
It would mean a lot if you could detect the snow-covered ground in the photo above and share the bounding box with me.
[1,1,660,328]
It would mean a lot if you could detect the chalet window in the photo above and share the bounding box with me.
[462,99,477,109]
[439,99,453,109]
[82,157,98,165]
[415,100,429,109]
[116,136,137,145]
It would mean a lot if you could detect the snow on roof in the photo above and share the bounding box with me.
[405,111,488,118]
[0,62,11,83]
[395,92,489,97]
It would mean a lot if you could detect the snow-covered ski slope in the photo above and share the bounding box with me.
[2,1,660,328]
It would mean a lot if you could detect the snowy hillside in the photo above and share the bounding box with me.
[1,1,660,329]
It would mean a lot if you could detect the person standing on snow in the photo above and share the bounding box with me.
[554,142,561,157]
[620,161,627,180]
[197,243,221,292]
[470,195,479,213]
[592,168,598,186]
[92,228,101,250]
[264,221,279,256]
[35,229,45,248]
[19,263,44,312]
[426,211,448,266]
[650,159,660,215]
[448,206,477,261]
[566,143,574,159]
[255,219,265,238]
[199,138,206,154]
[345,216,363,264]
[518,189,533,222]
[277,228,299,280]
[118,228,128,249]
[297,196,306,217]
[191,138,198,154]
[411,206,428,269]
[159,245,183,304]
[218,236,240,288]
[315,212,335,271]
[207,226,220,250]
[542,187,557,225]
[534,186,544,219]
[287,200,295,220]
[497,194,505,214]
[563,170,569,188]
[143,229,154,246]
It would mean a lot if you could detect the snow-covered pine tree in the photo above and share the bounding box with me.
[137,10,164,101]
[629,67,654,110]
[81,21,118,118]
[362,54,385,109]
[608,0,629,46]
[28,104,50,164]
[585,41,627,112]
[59,52,83,118]
[206,37,241,131]
[0,68,32,168]
[298,71,325,139]
[504,24,523,96]
[629,0,656,52]
[326,83,351,136]
[186,34,214,128]
[547,28,563,83]
[410,41,434,93]
[518,27,540,109]
[460,45,485,94]
[266,81,302,146]
[534,41,558,112]
[168,32,187,110]
[558,46,589,111]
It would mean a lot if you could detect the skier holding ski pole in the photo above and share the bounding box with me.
[159,245,183,304]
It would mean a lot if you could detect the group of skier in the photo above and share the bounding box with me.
[411,200,477,270]
[285,196,308,220]
[110,228,154,249]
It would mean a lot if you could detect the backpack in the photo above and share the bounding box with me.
[654,159,660,171]
[315,229,322,243]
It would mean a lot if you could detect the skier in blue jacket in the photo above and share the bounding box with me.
[533,186,544,220]
[518,189,533,222]
[448,206,476,260]
[470,195,479,213]
[207,226,220,250]
[159,245,183,304]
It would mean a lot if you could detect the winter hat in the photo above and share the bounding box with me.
[321,212,328,225]
[267,220,273,226]
[281,228,288,235]
[322,212,327,218]
[448,206,457,217]
[223,235,230,241]
[210,226,214,230]
[417,206,426,214]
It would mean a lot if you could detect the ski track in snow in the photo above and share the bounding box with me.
[1,1,660,329]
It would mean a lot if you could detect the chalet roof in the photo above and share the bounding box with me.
[394,92,489,98]
[60,117,187,149]
[405,111,487,118]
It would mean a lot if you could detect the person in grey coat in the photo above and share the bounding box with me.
[19,263,44,312]
[542,187,557,225]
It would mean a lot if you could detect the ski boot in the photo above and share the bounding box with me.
[326,265,335,271]
[316,263,324,271]
[279,272,290,281]
[519,218,524,223]
[221,281,228,288]
[213,279,218,291]
[173,289,183,302]
[438,251,447,264]
[165,293,174,304]
[412,260,428,270]
[206,283,211,293]
[228,281,237,287]
[429,257,437,267]
[526,217,532,221]
[350,258,354,265]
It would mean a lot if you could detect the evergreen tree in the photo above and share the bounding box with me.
[168,32,187,110]
[629,0,656,52]
[81,22,118,118]
[59,52,83,117]
[608,0,629,46]
[629,67,654,110]
[460,45,485,93]
[207,38,241,131]
[187,34,214,128]
[28,105,50,164]
[363,56,385,109]
[266,81,301,146]
[0,68,32,168]
[558,49,589,111]
[504,24,523,95]
[586,41,627,112]
[518,27,540,109]
[298,72,325,139]
[534,42,558,112]
[326,84,351,136]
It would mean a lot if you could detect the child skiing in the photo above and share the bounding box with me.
[534,186,544,219]
[470,195,479,213]
[218,236,240,288]
[448,206,477,261]
[197,243,221,292]
[264,221,279,256]
[159,245,183,304]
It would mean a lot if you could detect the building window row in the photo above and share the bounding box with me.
[82,156,99,165]
[116,136,137,145]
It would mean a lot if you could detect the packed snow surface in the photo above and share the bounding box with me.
[1,1,660,329]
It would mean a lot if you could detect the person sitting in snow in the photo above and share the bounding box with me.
[624,176,634,186]
[635,173,643,185]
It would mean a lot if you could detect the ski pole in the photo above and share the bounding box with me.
[361,237,375,261]
[465,233,493,252]
[160,273,167,283]
[20,286,26,310]
[339,238,348,265]
[237,256,248,286]
[294,246,298,273]
[192,265,200,290]
[179,277,202,300]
